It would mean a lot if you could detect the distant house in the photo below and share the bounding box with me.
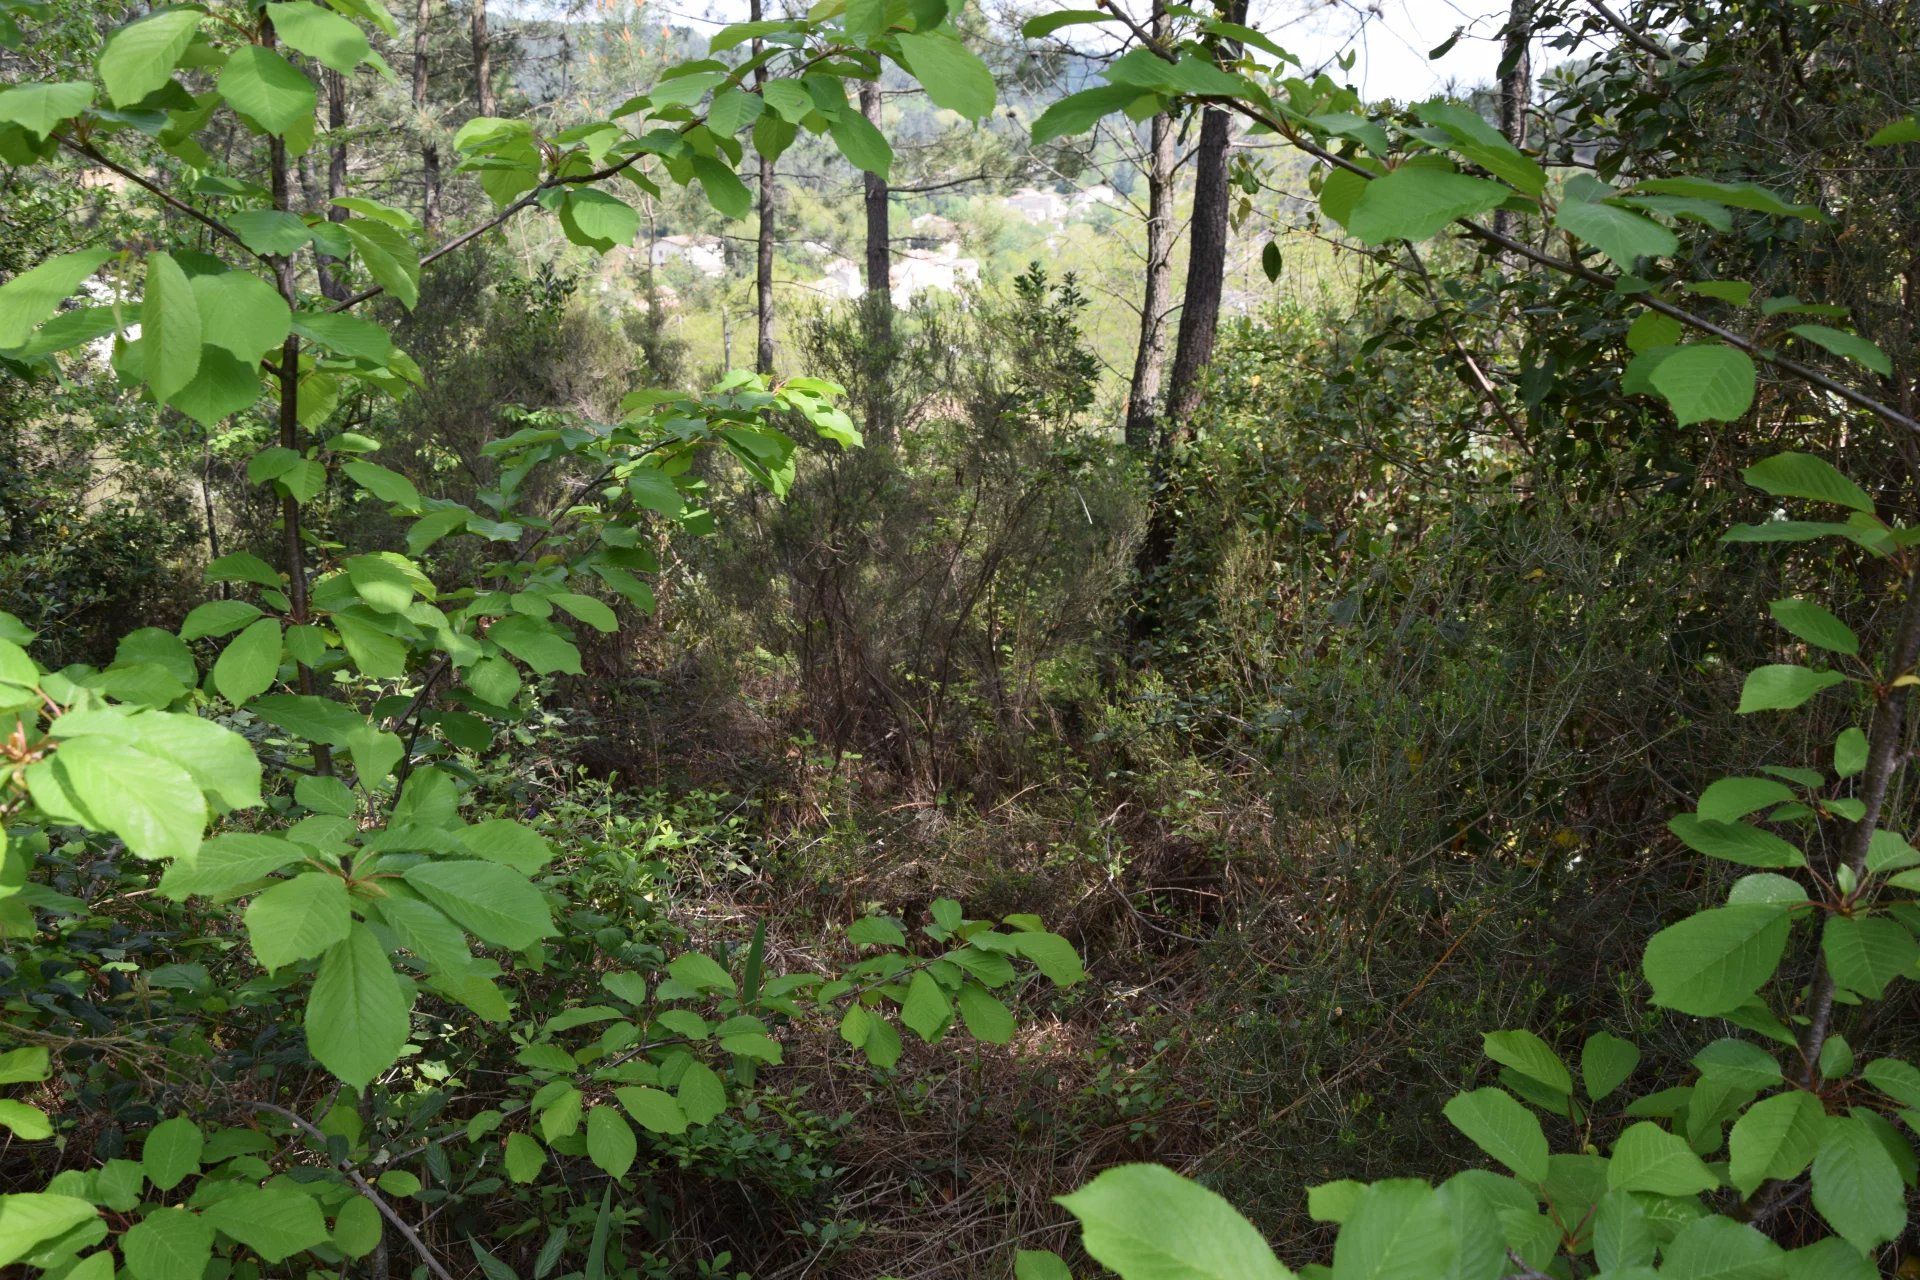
[890,243,978,307]
[1071,184,1120,211]
[649,234,725,278]
[1003,187,1068,226]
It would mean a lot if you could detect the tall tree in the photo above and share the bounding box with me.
[319,68,349,301]
[859,77,893,441]
[753,0,775,374]
[413,0,441,230]
[1123,1,1176,450]
[471,0,495,116]
[1494,0,1533,241]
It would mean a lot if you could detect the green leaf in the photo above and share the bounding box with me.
[141,251,202,402]
[141,1117,204,1193]
[828,109,892,179]
[0,81,93,141]
[1647,344,1756,425]
[1481,1030,1571,1096]
[847,915,907,947]
[1737,664,1846,713]
[122,1208,213,1280]
[1628,176,1819,218]
[292,310,392,359]
[1021,9,1113,37]
[1413,100,1545,195]
[691,155,751,219]
[340,460,421,511]
[99,8,203,107]
[0,1194,99,1269]
[191,269,292,364]
[456,819,554,874]
[306,922,412,1090]
[585,1106,637,1179]
[549,592,618,634]
[1010,930,1084,986]
[1580,1032,1640,1101]
[677,1060,727,1124]
[895,31,996,120]
[29,737,206,859]
[333,1195,381,1258]
[1811,1113,1905,1251]
[0,1048,48,1085]
[1783,1239,1875,1280]
[1057,1164,1296,1280]
[1344,168,1511,245]
[1834,728,1868,778]
[213,618,282,706]
[159,834,303,899]
[229,210,314,256]
[900,970,951,1042]
[0,1101,51,1140]
[1821,915,1918,1000]
[1032,84,1149,144]
[1441,1087,1548,1182]
[264,0,372,73]
[1554,198,1678,268]
[1768,599,1858,655]
[1697,776,1796,823]
[615,1086,688,1134]
[1743,451,1873,512]
[341,218,419,309]
[1659,1216,1783,1279]
[1328,1178,1454,1280]
[1643,905,1791,1016]
[1667,815,1804,868]
[202,1186,330,1263]
[180,599,264,641]
[558,188,639,252]
[0,248,113,349]
[219,45,317,136]
[1015,1251,1075,1280]
[503,1132,545,1183]
[1787,324,1892,377]
[245,872,351,972]
[488,614,582,676]
[403,860,555,950]
[1606,1121,1717,1195]
[1868,115,1920,145]
[1728,1089,1824,1197]
[956,983,1014,1043]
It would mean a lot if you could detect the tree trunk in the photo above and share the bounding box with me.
[471,0,495,116]
[752,0,775,374]
[1123,2,1175,450]
[318,67,349,301]
[859,79,893,441]
[1493,0,1533,241]
[413,0,441,231]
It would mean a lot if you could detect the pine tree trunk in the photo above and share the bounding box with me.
[859,78,893,442]
[1494,0,1533,242]
[413,0,440,231]
[752,0,775,374]
[1123,1,1175,451]
[318,68,349,301]
[471,0,495,116]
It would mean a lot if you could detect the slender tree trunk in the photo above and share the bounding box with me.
[413,0,441,231]
[752,0,775,374]
[859,79,893,441]
[317,67,349,301]
[471,0,495,115]
[1123,2,1175,450]
[1128,0,1243,652]
[1493,0,1533,241]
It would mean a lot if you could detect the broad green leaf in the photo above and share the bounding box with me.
[585,1106,636,1179]
[229,210,314,256]
[332,1195,381,1258]
[1606,1121,1717,1195]
[900,970,951,1042]
[292,310,392,359]
[1768,599,1858,655]
[1010,930,1084,985]
[214,618,282,706]
[341,218,420,309]
[1643,904,1790,1016]
[159,834,304,899]
[403,860,555,950]
[141,251,201,401]
[549,592,618,634]
[202,1186,330,1263]
[0,82,93,141]
[1058,1163,1295,1280]
[306,922,412,1090]
[1032,84,1151,144]
[488,614,582,676]
[1782,1239,1874,1280]
[0,1194,99,1268]
[1648,344,1756,426]
[895,32,996,120]
[1344,168,1511,244]
[1737,664,1845,713]
[141,1117,204,1192]
[1743,452,1873,512]
[1834,728,1868,778]
[1481,1031,1571,1096]
[0,248,113,349]
[245,872,351,971]
[121,1208,213,1280]
[1667,815,1804,868]
[1821,915,1918,999]
[219,45,317,136]
[264,0,372,73]
[1328,1178,1454,1280]
[1441,1087,1548,1182]
[0,1048,48,1085]
[677,1061,727,1124]
[667,950,734,991]
[28,737,206,860]
[1659,1216,1782,1279]
[1580,1032,1640,1101]
[615,1086,688,1134]
[1697,776,1796,823]
[0,1101,50,1139]
[1590,1191,1653,1272]
[1811,1113,1904,1251]
[99,9,203,106]
[691,155,751,219]
[191,270,292,364]
[1628,176,1819,218]
[558,189,638,252]
[828,109,892,179]
[1728,1089,1824,1197]
[503,1132,545,1183]
[180,599,263,640]
[1021,9,1114,37]
[1787,324,1892,377]
[1016,1251,1075,1280]
[1413,100,1545,195]
[847,915,907,947]
[342,460,422,510]
[457,819,555,874]
[956,983,1014,1043]
[1554,198,1677,268]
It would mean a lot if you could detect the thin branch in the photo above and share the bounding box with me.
[246,1100,456,1280]
[1586,0,1672,60]
[60,137,258,258]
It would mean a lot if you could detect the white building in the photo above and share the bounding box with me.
[890,244,979,307]
[649,234,726,278]
[1003,187,1068,226]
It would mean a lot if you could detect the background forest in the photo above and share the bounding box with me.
[3,0,1920,1277]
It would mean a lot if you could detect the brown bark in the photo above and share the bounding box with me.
[413,0,441,231]
[1123,3,1175,450]
[318,67,349,301]
[859,78,893,441]
[471,0,495,116]
[752,0,775,374]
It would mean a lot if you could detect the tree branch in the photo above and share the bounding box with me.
[60,137,259,259]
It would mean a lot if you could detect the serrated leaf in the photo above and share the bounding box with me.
[1057,1164,1296,1280]
[1737,664,1845,713]
[1442,1088,1548,1182]
[306,922,412,1090]
[1744,451,1873,512]
[1728,1089,1824,1197]
[1643,905,1790,1016]
[1606,1121,1717,1195]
